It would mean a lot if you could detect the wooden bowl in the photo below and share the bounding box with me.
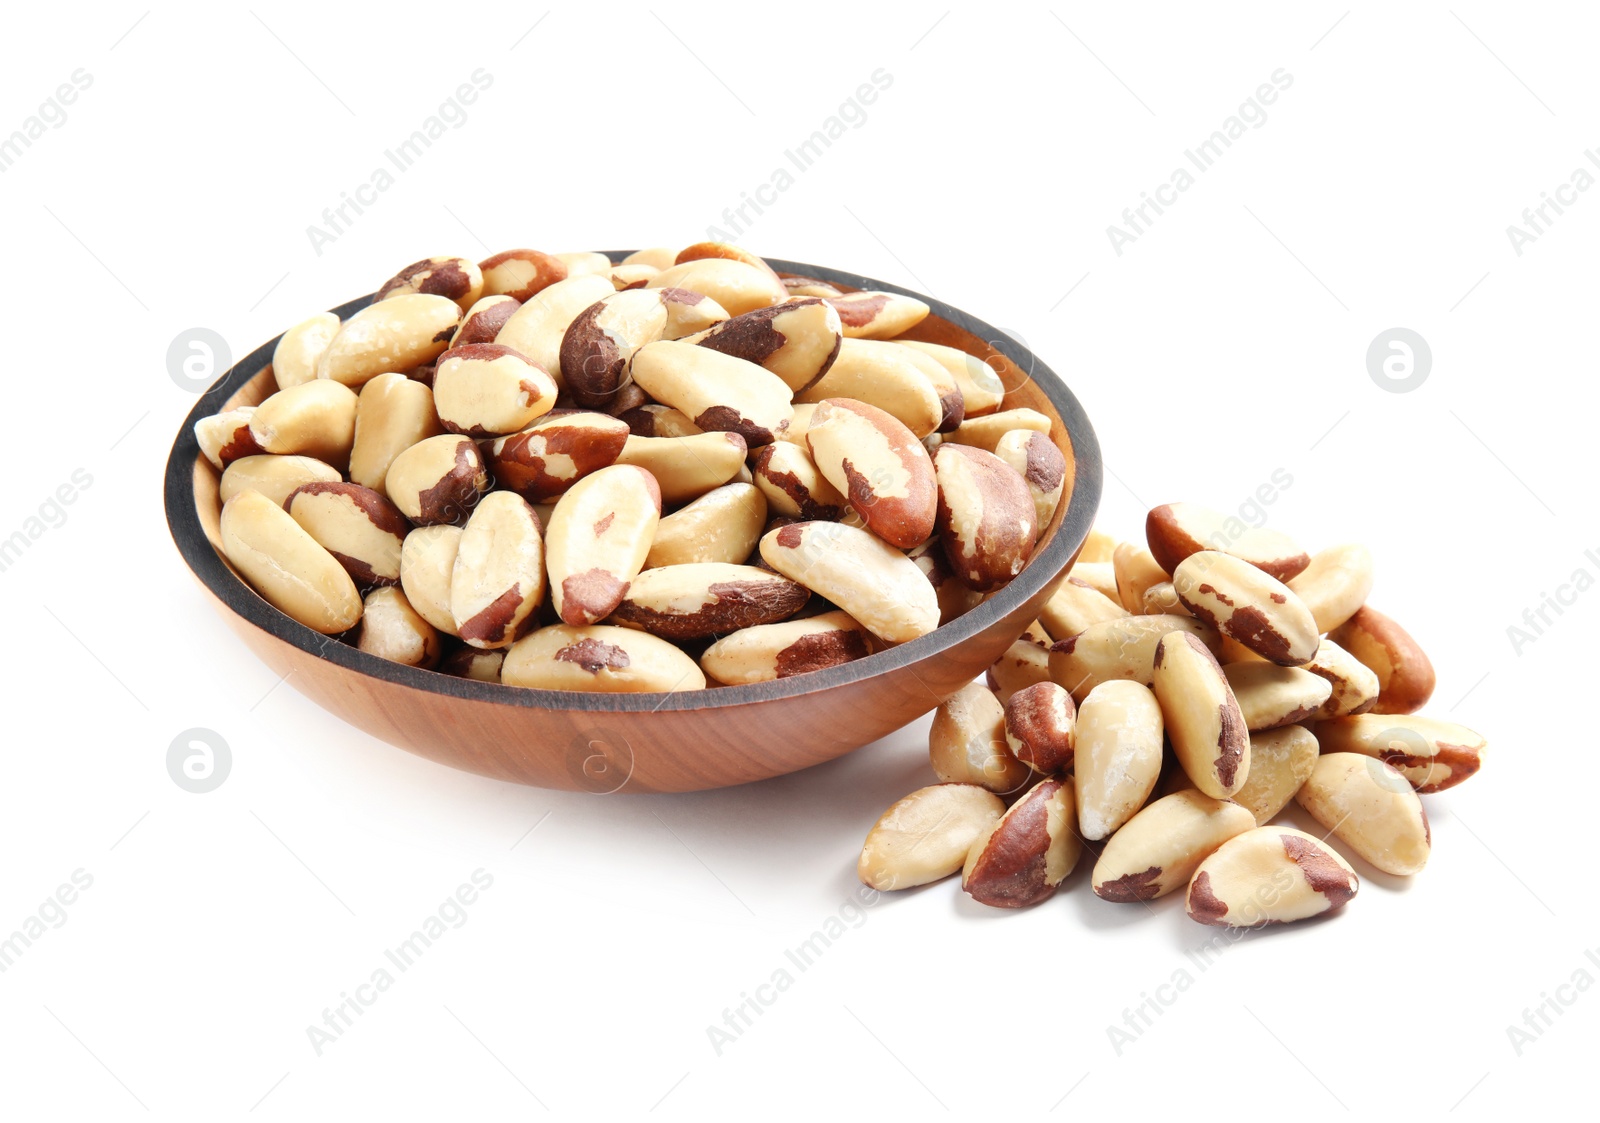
[164,256,1102,792]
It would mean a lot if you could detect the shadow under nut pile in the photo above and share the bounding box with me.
[196,243,1067,691]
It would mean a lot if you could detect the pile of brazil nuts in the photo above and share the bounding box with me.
[858,504,1489,928]
[197,243,1070,691]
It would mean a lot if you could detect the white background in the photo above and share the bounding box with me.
[1,3,1591,1118]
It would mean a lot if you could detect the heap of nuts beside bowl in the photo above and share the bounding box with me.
[196,244,1070,691]
[858,504,1488,929]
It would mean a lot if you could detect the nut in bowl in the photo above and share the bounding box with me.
[165,248,1102,792]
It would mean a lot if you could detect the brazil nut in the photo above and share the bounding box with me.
[284,481,409,587]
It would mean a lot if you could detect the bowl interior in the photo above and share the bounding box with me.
[167,255,1103,714]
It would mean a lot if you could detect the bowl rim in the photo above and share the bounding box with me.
[163,254,1103,713]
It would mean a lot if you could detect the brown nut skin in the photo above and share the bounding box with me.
[544,464,662,627]
[1329,605,1436,714]
[376,255,484,311]
[1003,681,1076,775]
[896,340,1005,418]
[1173,551,1319,667]
[487,411,630,502]
[609,263,659,290]
[673,240,784,283]
[690,297,842,392]
[994,429,1067,533]
[827,290,931,340]
[1092,791,1256,902]
[610,563,807,641]
[195,407,263,470]
[1312,714,1485,793]
[450,491,546,649]
[1302,637,1381,719]
[560,289,672,407]
[895,345,966,433]
[627,339,793,448]
[478,248,568,302]
[492,274,617,388]
[432,343,558,437]
[961,780,1080,908]
[932,443,1038,592]
[1145,502,1310,581]
[500,623,706,693]
[284,482,410,587]
[620,404,702,439]
[438,645,504,683]
[1152,631,1250,800]
[859,784,1007,891]
[751,441,847,521]
[658,287,731,340]
[384,435,490,527]
[805,397,936,548]
[605,382,649,418]
[1186,827,1359,927]
[452,294,522,347]
[699,610,869,684]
